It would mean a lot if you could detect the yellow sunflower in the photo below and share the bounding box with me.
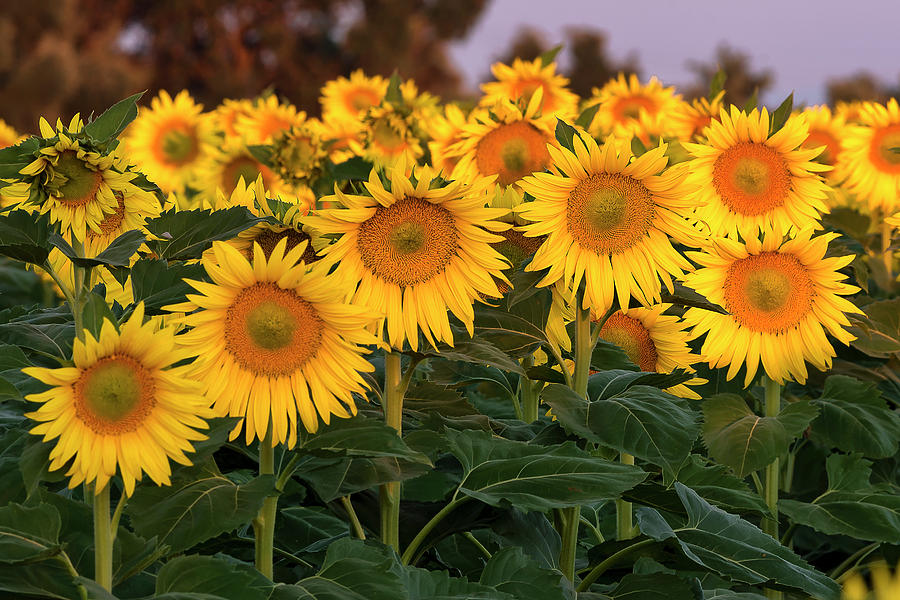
[23,303,213,496]
[213,98,255,140]
[270,120,329,184]
[684,106,831,239]
[799,105,846,173]
[449,89,556,190]
[14,117,156,242]
[843,562,900,600]
[682,228,862,386]
[304,159,511,351]
[426,103,473,176]
[585,74,681,140]
[320,70,387,122]
[351,104,423,169]
[167,239,378,446]
[318,117,364,164]
[121,90,213,194]
[235,95,307,145]
[0,118,25,148]
[517,132,702,314]
[835,100,864,124]
[837,98,900,214]
[669,92,725,143]
[191,137,288,209]
[480,56,579,120]
[596,306,704,399]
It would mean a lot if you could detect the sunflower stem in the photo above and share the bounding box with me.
[341,495,366,540]
[616,453,635,540]
[559,506,580,583]
[762,375,782,600]
[520,354,539,422]
[255,430,277,580]
[380,352,404,551]
[882,219,893,282]
[92,483,113,591]
[401,496,470,565]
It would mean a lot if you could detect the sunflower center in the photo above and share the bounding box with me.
[804,129,840,166]
[613,96,656,122]
[724,252,814,333]
[599,313,658,372]
[870,125,900,173]
[347,89,382,113]
[74,355,156,434]
[88,195,127,239]
[371,120,406,152]
[713,143,791,216]
[225,283,323,376]
[357,196,458,287]
[475,120,551,186]
[567,172,655,255]
[222,156,265,192]
[159,125,199,165]
[51,152,102,206]
[247,227,317,263]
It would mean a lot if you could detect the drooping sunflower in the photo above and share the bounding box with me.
[449,89,556,190]
[121,90,214,194]
[682,228,862,386]
[167,239,378,446]
[235,95,307,145]
[837,98,900,215]
[23,303,213,495]
[585,74,681,140]
[320,70,387,122]
[596,306,705,399]
[684,106,831,239]
[517,132,702,313]
[669,92,725,143]
[480,56,579,120]
[304,159,511,351]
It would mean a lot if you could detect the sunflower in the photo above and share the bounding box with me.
[843,562,900,600]
[270,121,329,184]
[320,70,387,122]
[799,105,846,173]
[0,118,25,148]
[835,100,864,124]
[449,89,555,190]
[480,56,579,120]
[684,106,831,239]
[304,159,511,351]
[517,132,702,314]
[167,239,378,446]
[596,306,704,399]
[14,117,156,242]
[121,90,213,194]
[837,98,900,215]
[350,104,423,169]
[23,303,213,495]
[235,95,307,145]
[682,228,862,386]
[427,103,473,176]
[213,98,255,140]
[669,92,725,143]
[585,74,681,141]
[191,137,288,209]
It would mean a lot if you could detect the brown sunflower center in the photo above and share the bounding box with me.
[599,313,658,372]
[491,228,545,267]
[225,283,323,376]
[475,120,551,186]
[712,142,791,216]
[804,129,840,166]
[89,194,127,239]
[357,196,458,287]
[246,227,318,263]
[74,355,156,434]
[870,125,900,173]
[567,172,655,255]
[158,123,199,166]
[222,156,267,192]
[723,252,814,333]
[51,151,103,206]
[347,89,382,113]
[613,96,656,122]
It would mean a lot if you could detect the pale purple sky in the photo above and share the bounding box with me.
[448,0,900,106]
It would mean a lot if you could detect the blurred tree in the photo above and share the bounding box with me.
[0,0,488,132]
[826,71,899,105]
[684,44,772,107]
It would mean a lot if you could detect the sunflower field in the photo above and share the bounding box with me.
[1,48,899,600]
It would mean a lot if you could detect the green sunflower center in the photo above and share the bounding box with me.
[246,301,296,350]
[876,130,900,166]
[567,173,655,255]
[585,186,627,230]
[160,128,198,165]
[51,152,102,205]
[389,221,426,254]
[745,268,791,312]
[372,120,405,151]
[500,138,528,172]
[75,355,156,434]
[731,157,770,196]
[223,156,264,191]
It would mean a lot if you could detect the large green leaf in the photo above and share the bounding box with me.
[0,209,51,264]
[84,92,144,143]
[129,259,208,314]
[0,318,74,359]
[294,538,407,600]
[636,484,840,600]
[127,463,275,555]
[297,415,430,464]
[49,229,145,269]
[675,455,769,515]
[811,375,900,458]
[155,555,270,600]
[0,502,61,563]
[846,299,900,357]
[276,506,349,553]
[419,333,525,374]
[403,565,512,600]
[587,369,693,401]
[294,454,429,503]
[0,560,81,600]
[779,454,900,543]
[473,305,546,357]
[609,573,699,600]
[490,509,561,570]
[479,547,572,600]
[144,207,270,261]
[543,383,699,478]
[446,429,647,511]
[702,395,816,477]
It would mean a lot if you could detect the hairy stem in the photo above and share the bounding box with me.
[92,484,113,591]
[254,430,277,579]
[380,352,404,551]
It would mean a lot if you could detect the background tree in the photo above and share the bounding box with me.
[684,44,772,107]
[826,71,900,105]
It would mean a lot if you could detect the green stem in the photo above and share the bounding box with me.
[341,496,365,540]
[762,375,782,600]
[558,506,580,582]
[92,484,113,591]
[401,496,470,565]
[520,355,539,423]
[580,516,605,544]
[380,352,404,551]
[577,538,656,592]
[462,531,492,561]
[56,550,87,600]
[617,453,635,540]
[275,454,300,492]
[109,494,126,543]
[255,430,277,579]
[829,542,880,581]
[882,219,893,282]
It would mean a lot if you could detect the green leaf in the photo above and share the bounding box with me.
[609,573,698,600]
[775,400,818,438]
[49,229,145,269]
[538,45,563,66]
[155,555,270,600]
[0,209,51,264]
[298,415,431,463]
[0,502,61,563]
[675,455,770,515]
[637,484,840,600]
[403,564,513,600]
[127,463,275,555]
[660,282,728,314]
[277,506,349,553]
[385,72,403,105]
[419,335,525,374]
[555,119,578,152]
[446,429,647,511]
[591,339,638,372]
[0,560,82,600]
[145,207,270,261]
[294,454,429,503]
[490,509,561,570]
[84,92,145,143]
[473,305,545,357]
[743,88,759,112]
[811,375,900,458]
[709,69,727,100]
[129,259,207,314]
[479,547,571,600]
[542,383,699,478]
[0,137,39,180]
[81,291,117,338]
[587,369,693,400]
[330,157,374,182]
[847,299,900,357]
[575,103,600,130]
[631,136,647,157]
[769,92,793,135]
[247,144,274,167]
[0,320,74,359]
[298,538,406,600]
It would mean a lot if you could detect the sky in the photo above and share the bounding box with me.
[448,0,900,106]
